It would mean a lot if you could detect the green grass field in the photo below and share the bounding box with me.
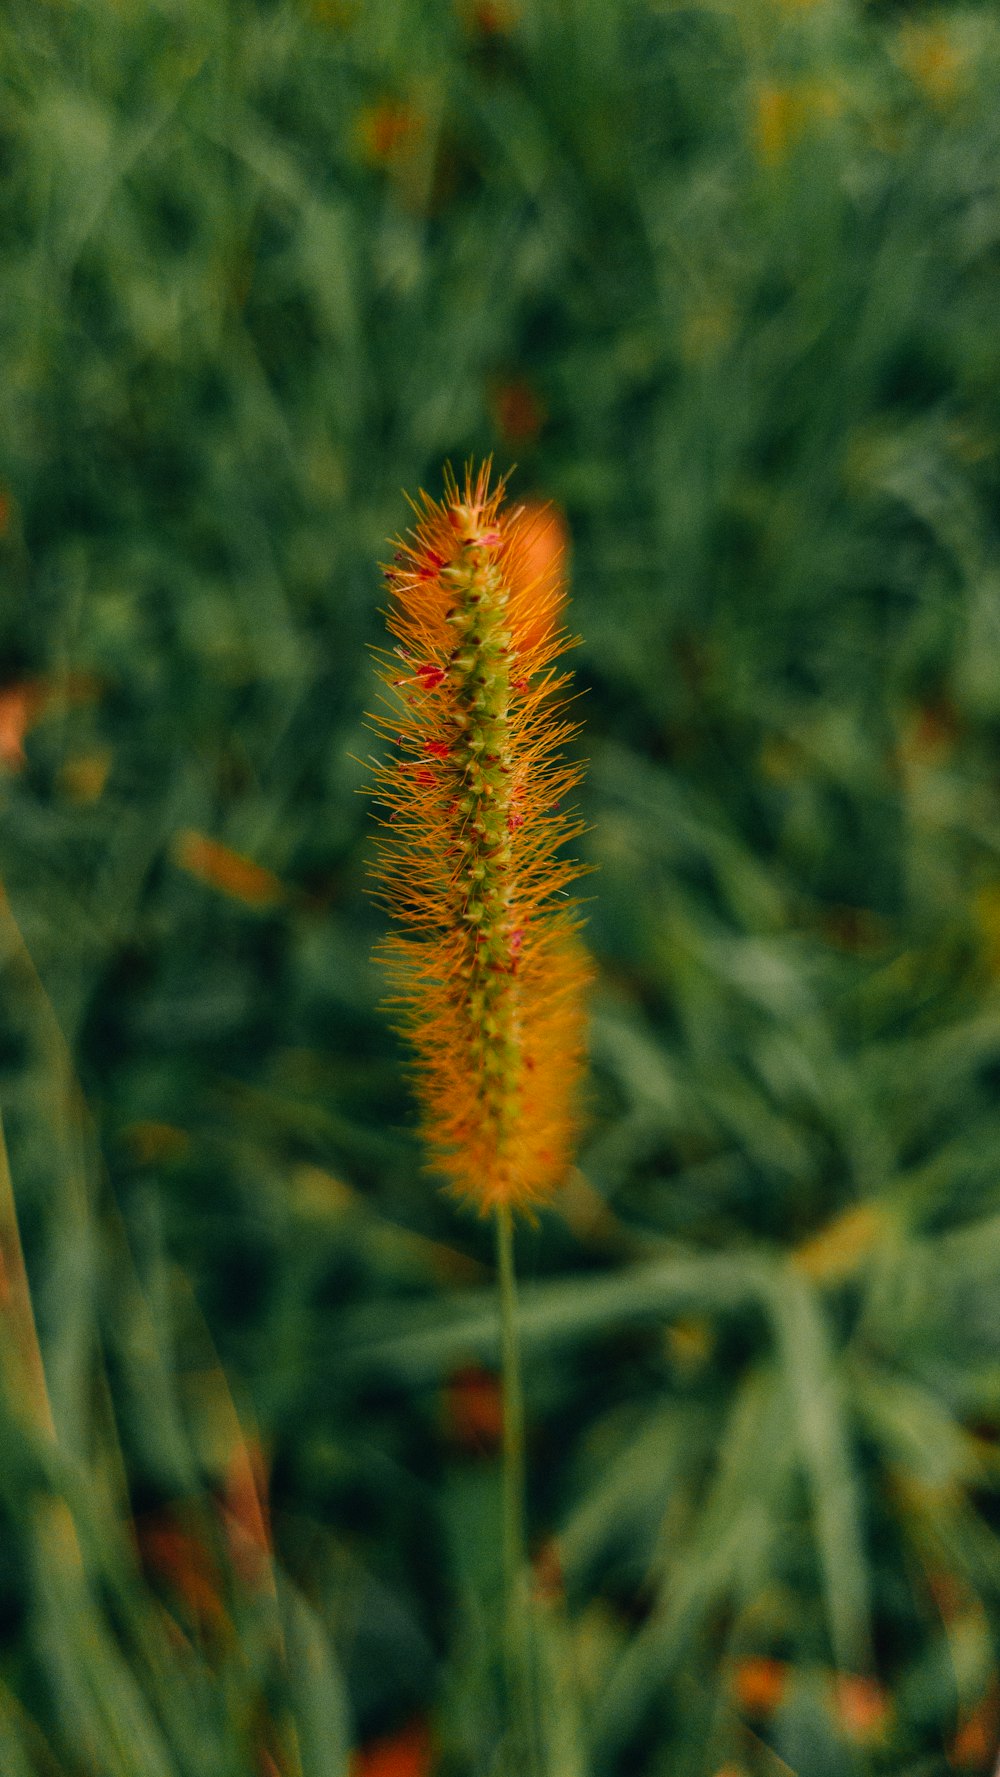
[3,1,1000,1772]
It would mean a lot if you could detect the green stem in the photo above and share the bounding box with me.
[495,1201,540,1774]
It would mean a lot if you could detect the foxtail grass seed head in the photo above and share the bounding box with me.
[369,463,592,1214]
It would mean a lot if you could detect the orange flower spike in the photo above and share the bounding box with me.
[370,463,591,1214]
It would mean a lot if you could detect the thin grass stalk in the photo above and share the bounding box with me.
[495,1200,540,1774]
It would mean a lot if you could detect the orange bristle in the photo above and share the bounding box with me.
[368,462,591,1214]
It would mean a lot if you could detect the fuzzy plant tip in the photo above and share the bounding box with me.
[368,462,592,1216]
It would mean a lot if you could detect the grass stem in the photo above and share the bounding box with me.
[495,1200,541,1775]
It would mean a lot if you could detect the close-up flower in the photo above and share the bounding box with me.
[369,465,591,1214]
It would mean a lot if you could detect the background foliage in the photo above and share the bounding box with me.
[3,0,1000,1772]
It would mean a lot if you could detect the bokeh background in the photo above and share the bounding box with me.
[3,1,1000,1772]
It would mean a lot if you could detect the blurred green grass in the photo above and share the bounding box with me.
[4,0,1000,1772]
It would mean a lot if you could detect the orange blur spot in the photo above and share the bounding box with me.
[137,1513,227,1633]
[221,1435,273,1590]
[173,830,287,908]
[505,498,569,658]
[532,1537,564,1604]
[0,684,47,770]
[0,673,100,771]
[443,1364,504,1453]
[732,1656,788,1715]
[351,1719,432,1777]
[460,0,518,32]
[832,1673,892,1744]
[950,1683,1000,1767]
[819,905,889,957]
[897,699,959,777]
[357,100,423,169]
[490,376,546,444]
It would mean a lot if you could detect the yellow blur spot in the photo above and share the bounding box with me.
[289,1163,358,1219]
[974,885,1000,976]
[758,735,801,783]
[754,83,802,167]
[60,749,111,804]
[792,1202,892,1283]
[123,1121,191,1165]
[900,23,963,107]
[309,0,356,23]
[667,1316,714,1374]
[681,301,733,366]
[752,79,842,168]
[36,1497,84,1575]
